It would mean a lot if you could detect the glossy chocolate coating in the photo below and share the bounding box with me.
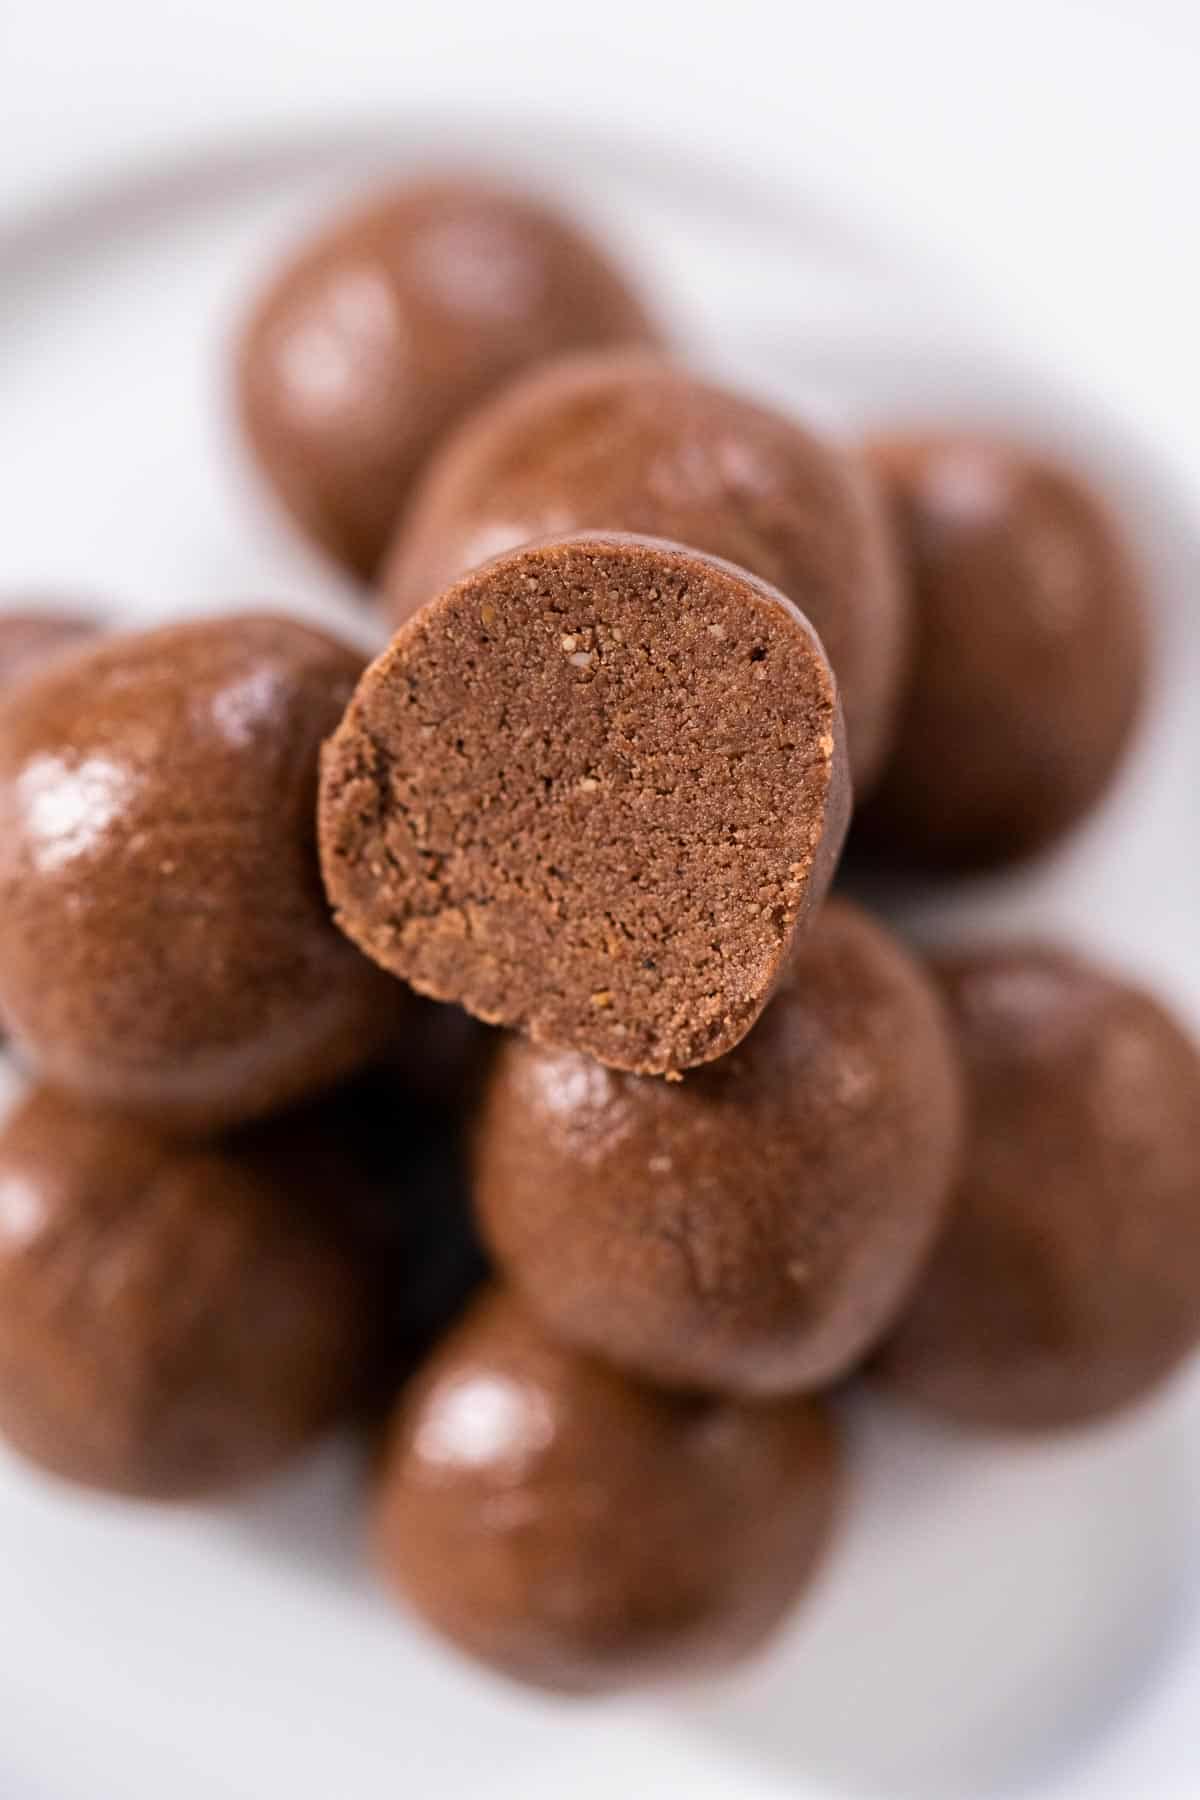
[877,946,1200,1430]
[321,534,850,1078]
[373,1288,840,1694]
[0,615,398,1131]
[474,900,963,1396]
[857,434,1148,870]
[0,1087,375,1498]
[237,179,660,580]
[383,351,905,789]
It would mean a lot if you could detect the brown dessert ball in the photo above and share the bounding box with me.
[0,615,398,1131]
[474,899,962,1396]
[321,533,850,1077]
[876,945,1200,1430]
[0,611,98,689]
[373,1288,841,1695]
[236,179,660,580]
[0,1087,376,1499]
[384,351,905,790]
[857,434,1148,870]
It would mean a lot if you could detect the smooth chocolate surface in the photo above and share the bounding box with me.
[0,1087,375,1499]
[373,1288,840,1694]
[857,434,1148,870]
[877,945,1200,1430]
[237,179,660,580]
[0,611,98,690]
[321,533,850,1077]
[384,351,905,789]
[474,900,963,1396]
[0,615,399,1131]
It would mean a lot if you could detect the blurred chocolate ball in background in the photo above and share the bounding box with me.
[856,435,1148,871]
[877,944,1200,1430]
[237,180,661,580]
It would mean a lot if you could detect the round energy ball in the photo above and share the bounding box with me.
[383,350,905,790]
[373,1287,841,1694]
[320,533,850,1077]
[236,179,660,580]
[0,1087,376,1498]
[0,615,398,1131]
[857,433,1148,870]
[876,945,1200,1430]
[474,899,963,1396]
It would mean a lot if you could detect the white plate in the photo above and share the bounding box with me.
[1,123,1198,1800]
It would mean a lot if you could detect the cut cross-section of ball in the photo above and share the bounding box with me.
[319,533,850,1076]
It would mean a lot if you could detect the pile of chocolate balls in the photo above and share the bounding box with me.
[0,171,1196,1698]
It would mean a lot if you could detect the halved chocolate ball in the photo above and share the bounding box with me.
[876,944,1200,1430]
[320,534,850,1077]
[0,615,398,1131]
[236,179,660,579]
[373,1288,841,1694]
[474,900,963,1396]
[857,434,1148,870]
[383,351,905,789]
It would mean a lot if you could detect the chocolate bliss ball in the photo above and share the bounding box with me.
[474,900,963,1397]
[373,1288,841,1695]
[858,434,1148,870]
[877,945,1200,1430]
[383,351,906,789]
[0,1087,376,1499]
[236,179,660,580]
[0,615,397,1131]
[320,534,850,1077]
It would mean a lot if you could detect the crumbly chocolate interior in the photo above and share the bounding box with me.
[321,534,848,1074]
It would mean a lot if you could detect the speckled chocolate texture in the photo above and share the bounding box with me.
[474,900,963,1396]
[372,1288,840,1694]
[383,351,905,790]
[320,533,850,1077]
[857,434,1148,870]
[0,615,399,1131]
[0,1087,375,1499]
[877,945,1200,1430]
[236,179,660,580]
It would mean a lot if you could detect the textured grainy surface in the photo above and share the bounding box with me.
[474,900,963,1396]
[876,945,1200,1430]
[383,350,905,790]
[0,1088,375,1500]
[0,614,400,1131]
[236,179,660,580]
[372,1288,840,1695]
[321,534,849,1076]
[856,434,1149,870]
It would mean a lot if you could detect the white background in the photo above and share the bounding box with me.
[2,4,1200,1797]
